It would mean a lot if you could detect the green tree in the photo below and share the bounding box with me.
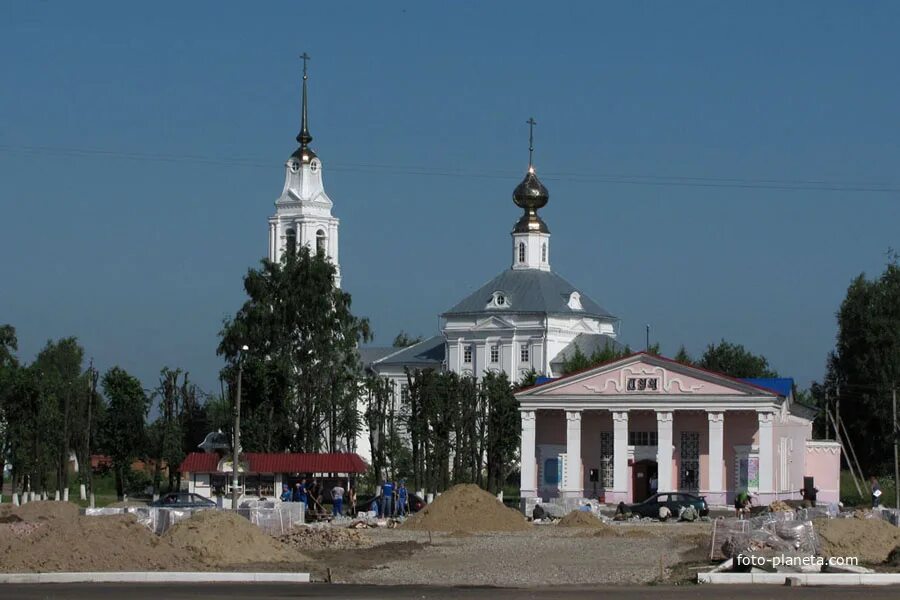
[0,325,20,490]
[697,340,778,378]
[99,367,149,499]
[559,342,632,375]
[674,345,693,365]
[392,331,423,348]
[482,371,519,493]
[825,256,900,472]
[218,245,370,453]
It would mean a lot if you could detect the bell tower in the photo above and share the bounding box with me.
[267,52,341,287]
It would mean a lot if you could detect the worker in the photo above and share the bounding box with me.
[870,476,882,508]
[280,484,291,502]
[348,486,357,516]
[649,473,658,496]
[800,484,818,507]
[331,483,345,517]
[381,479,394,517]
[397,481,408,517]
[293,479,307,504]
[734,489,751,518]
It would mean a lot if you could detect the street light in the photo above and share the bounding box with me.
[232,345,249,510]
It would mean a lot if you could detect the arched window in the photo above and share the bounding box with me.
[316,229,326,254]
[285,228,297,256]
[518,242,526,263]
[542,243,547,263]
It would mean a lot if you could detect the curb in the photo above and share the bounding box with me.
[698,572,900,585]
[0,572,311,584]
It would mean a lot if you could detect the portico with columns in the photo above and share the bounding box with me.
[516,353,836,509]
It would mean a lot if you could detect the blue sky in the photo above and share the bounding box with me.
[2,1,898,394]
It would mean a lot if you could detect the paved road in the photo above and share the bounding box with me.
[4,583,900,599]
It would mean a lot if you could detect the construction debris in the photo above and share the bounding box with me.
[557,510,608,528]
[814,517,900,564]
[768,500,793,512]
[279,526,373,551]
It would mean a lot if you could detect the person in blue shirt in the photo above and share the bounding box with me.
[293,478,308,504]
[397,481,409,517]
[381,479,394,517]
[280,484,291,502]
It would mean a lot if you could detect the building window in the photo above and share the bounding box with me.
[628,431,658,446]
[518,242,526,263]
[496,294,505,306]
[285,228,297,256]
[626,377,659,391]
[600,431,614,488]
[316,229,326,254]
[542,243,547,262]
[400,384,409,404]
[463,345,473,364]
[680,432,700,492]
[520,344,529,363]
[490,344,499,363]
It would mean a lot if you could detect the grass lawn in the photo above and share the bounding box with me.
[840,469,897,508]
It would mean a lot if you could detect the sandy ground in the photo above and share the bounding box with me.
[303,521,712,586]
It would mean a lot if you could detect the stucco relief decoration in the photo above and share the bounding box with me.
[566,411,582,423]
[582,366,704,394]
[521,411,536,424]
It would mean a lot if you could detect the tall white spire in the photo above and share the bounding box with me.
[267,53,341,287]
[511,117,550,272]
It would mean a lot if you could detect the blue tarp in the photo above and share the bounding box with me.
[740,377,794,397]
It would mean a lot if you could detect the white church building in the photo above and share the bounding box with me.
[261,62,840,508]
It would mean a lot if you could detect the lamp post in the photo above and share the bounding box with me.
[232,345,248,510]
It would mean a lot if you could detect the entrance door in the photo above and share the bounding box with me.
[632,460,658,502]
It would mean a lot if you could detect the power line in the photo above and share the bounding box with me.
[1,143,899,194]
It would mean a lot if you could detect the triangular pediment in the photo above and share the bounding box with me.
[524,353,778,398]
[472,316,516,331]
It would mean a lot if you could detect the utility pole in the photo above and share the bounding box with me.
[645,324,650,352]
[86,359,96,497]
[231,345,248,510]
[893,385,898,511]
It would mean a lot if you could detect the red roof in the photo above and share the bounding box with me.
[179,452,368,474]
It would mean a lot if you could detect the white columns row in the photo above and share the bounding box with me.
[520,410,537,498]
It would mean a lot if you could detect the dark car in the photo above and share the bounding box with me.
[149,492,217,509]
[355,492,426,516]
[626,492,708,519]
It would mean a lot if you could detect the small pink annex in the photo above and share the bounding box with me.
[514,352,841,507]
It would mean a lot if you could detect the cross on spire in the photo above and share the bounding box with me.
[527,117,536,170]
[297,52,313,148]
[300,52,311,79]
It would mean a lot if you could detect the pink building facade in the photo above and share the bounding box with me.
[516,353,841,507]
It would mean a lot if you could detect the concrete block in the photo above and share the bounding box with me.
[859,574,900,585]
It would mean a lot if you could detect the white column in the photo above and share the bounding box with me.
[268,223,275,261]
[757,411,775,499]
[562,410,583,498]
[612,411,629,502]
[520,410,537,498]
[707,411,725,504]
[656,411,674,493]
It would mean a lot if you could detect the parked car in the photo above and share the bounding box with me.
[149,492,217,509]
[355,492,426,516]
[626,492,708,519]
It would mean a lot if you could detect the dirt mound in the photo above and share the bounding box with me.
[401,484,530,533]
[280,526,372,551]
[165,510,303,565]
[0,507,197,572]
[557,511,608,529]
[815,517,900,564]
[13,500,80,522]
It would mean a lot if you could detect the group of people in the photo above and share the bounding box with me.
[372,479,409,518]
[280,478,358,517]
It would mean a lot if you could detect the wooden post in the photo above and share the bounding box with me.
[893,386,898,511]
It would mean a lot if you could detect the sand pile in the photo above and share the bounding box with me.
[557,511,608,528]
[815,517,900,564]
[280,527,372,551]
[165,510,303,565]
[768,500,793,512]
[0,501,197,572]
[401,484,530,532]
